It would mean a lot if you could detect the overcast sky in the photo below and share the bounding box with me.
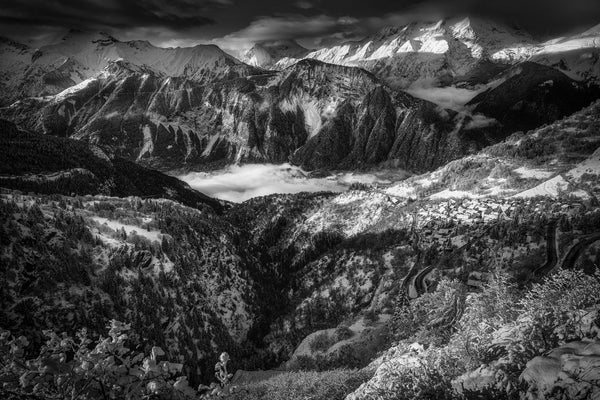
[1,0,599,52]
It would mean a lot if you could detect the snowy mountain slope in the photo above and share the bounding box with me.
[270,19,600,93]
[275,17,537,88]
[1,30,261,106]
[529,23,600,83]
[385,100,600,201]
[240,40,309,68]
[4,158,599,394]
[0,192,256,384]
[6,166,596,388]
[35,30,252,79]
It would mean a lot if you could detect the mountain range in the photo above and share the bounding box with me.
[246,17,600,87]
[1,17,600,173]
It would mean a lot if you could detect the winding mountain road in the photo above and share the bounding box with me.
[558,232,600,271]
[412,225,494,296]
[533,220,559,277]
[532,218,600,277]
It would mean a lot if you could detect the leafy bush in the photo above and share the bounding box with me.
[450,271,519,369]
[363,309,379,326]
[505,269,600,369]
[374,348,457,400]
[310,332,334,353]
[0,320,197,400]
[334,326,353,341]
[392,278,467,345]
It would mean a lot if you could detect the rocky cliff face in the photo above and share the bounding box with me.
[468,62,600,134]
[1,59,514,173]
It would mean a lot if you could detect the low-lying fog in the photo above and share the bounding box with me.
[179,163,409,203]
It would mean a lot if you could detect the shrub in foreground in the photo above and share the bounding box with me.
[0,320,196,400]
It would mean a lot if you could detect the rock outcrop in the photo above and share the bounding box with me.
[521,340,600,400]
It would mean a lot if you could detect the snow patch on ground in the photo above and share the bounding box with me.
[537,37,600,55]
[138,125,154,160]
[304,191,388,236]
[513,166,554,179]
[513,175,569,198]
[385,184,416,198]
[53,78,96,101]
[430,189,480,199]
[567,148,600,180]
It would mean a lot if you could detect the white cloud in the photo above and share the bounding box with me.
[465,114,498,129]
[179,163,344,202]
[405,82,484,111]
[179,163,405,202]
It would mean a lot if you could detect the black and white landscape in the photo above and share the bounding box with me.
[1,1,600,399]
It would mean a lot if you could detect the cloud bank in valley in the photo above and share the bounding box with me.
[404,84,483,111]
[179,164,408,203]
[179,164,343,202]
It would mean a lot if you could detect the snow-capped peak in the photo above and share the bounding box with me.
[529,21,600,83]
[0,29,258,104]
[241,39,308,68]
[580,22,600,37]
[274,17,539,87]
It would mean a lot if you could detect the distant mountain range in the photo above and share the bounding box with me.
[0,29,260,107]
[0,17,599,174]
[242,17,600,87]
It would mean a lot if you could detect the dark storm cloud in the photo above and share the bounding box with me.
[290,0,600,36]
[0,0,230,30]
[0,0,238,46]
[214,14,363,50]
[417,0,600,37]
[212,0,600,51]
[0,0,598,49]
